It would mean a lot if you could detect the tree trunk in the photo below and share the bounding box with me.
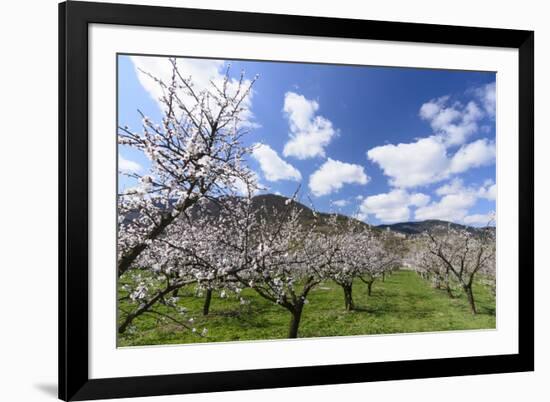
[118,313,136,334]
[202,288,213,316]
[367,281,374,296]
[343,284,354,311]
[118,285,177,333]
[117,213,177,277]
[445,284,454,298]
[117,197,196,277]
[382,272,386,282]
[172,288,179,297]
[288,303,304,339]
[443,268,452,296]
[464,285,477,314]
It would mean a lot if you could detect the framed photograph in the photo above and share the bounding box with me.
[59,1,534,400]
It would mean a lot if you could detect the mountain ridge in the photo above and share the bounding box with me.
[126,193,492,235]
[252,194,492,235]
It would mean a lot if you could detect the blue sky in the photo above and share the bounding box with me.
[118,54,496,226]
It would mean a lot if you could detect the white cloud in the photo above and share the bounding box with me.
[232,171,263,197]
[474,82,496,118]
[409,193,431,207]
[416,179,495,223]
[119,155,142,173]
[332,199,350,208]
[251,143,301,182]
[415,192,477,222]
[435,177,495,200]
[367,136,450,188]
[367,136,496,189]
[360,178,495,224]
[131,56,222,103]
[359,189,430,223]
[435,178,465,196]
[478,181,497,200]
[419,96,484,146]
[308,158,369,197]
[449,138,496,174]
[463,213,495,226]
[129,56,256,127]
[282,92,337,159]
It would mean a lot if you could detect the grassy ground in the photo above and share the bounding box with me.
[118,270,496,347]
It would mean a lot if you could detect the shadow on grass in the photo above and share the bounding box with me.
[354,304,437,319]
[350,288,440,319]
[209,309,243,318]
[478,305,496,315]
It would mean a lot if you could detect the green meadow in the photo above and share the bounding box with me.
[118,270,496,347]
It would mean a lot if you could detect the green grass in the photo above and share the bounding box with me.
[118,270,496,347]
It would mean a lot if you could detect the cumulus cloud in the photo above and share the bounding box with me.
[435,178,465,196]
[435,177,496,200]
[232,171,263,197]
[119,155,142,173]
[409,193,431,207]
[368,84,497,190]
[332,199,350,208]
[251,143,301,182]
[360,178,495,224]
[359,189,430,223]
[419,96,484,146]
[367,136,496,189]
[415,192,477,222]
[367,136,450,188]
[477,180,497,200]
[309,158,369,197]
[130,55,256,127]
[449,138,496,174]
[416,178,496,223]
[474,82,496,118]
[463,213,495,226]
[282,92,337,159]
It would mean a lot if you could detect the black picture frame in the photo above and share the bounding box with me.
[59,1,534,400]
